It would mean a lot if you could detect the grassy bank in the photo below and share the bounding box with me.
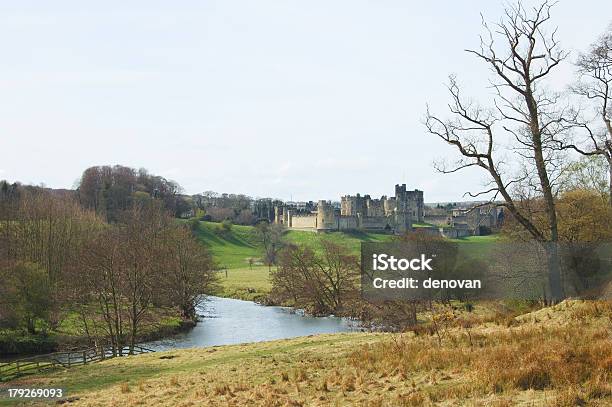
[0,313,187,358]
[5,301,610,406]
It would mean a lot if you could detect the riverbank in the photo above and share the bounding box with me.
[4,301,609,406]
[0,313,194,359]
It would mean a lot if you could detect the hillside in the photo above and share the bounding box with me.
[6,301,610,406]
[191,221,263,269]
[191,221,501,301]
[190,221,395,301]
[191,221,394,269]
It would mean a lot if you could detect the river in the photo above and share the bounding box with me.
[144,296,359,351]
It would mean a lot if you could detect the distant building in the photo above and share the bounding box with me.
[450,204,504,235]
[274,184,424,234]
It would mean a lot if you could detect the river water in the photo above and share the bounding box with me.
[144,296,359,351]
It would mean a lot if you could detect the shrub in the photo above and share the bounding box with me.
[0,333,58,356]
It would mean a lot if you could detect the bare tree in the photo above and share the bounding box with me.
[565,26,612,204]
[161,226,217,320]
[118,202,171,353]
[254,221,285,270]
[79,228,126,355]
[272,240,359,315]
[425,1,574,301]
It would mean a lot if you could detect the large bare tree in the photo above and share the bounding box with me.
[273,240,359,315]
[425,1,574,301]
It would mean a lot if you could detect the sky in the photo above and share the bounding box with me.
[0,1,610,202]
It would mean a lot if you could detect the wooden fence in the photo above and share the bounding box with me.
[0,345,155,382]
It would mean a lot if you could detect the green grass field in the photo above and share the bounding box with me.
[190,222,261,269]
[215,266,272,302]
[449,234,502,243]
[285,229,393,255]
[192,221,394,269]
[450,234,504,260]
[411,221,437,228]
[191,221,393,301]
[189,221,394,301]
[191,220,501,301]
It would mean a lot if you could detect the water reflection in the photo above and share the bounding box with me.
[145,296,359,351]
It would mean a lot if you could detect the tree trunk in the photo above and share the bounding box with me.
[526,88,562,302]
[608,156,612,206]
[546,243,562,303]
[27,318,36,335]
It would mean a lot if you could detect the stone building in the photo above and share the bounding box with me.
[274,184,424,234]
[339,184,423,221]
[450,204,504,235]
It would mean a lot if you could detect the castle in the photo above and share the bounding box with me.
[274,184,424,233]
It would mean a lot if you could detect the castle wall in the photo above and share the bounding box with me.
[341,195,366,216]
[383,197,396,216]
[415,227,443,237]
[359,216,390,230]
[404,190,424,223]
[275,184,425,234]
[274,207,282,224]
[338,216,358,230]
[366,199,385,217]
[398,212,413,233]
[411,226,471,239]
[290,215,317,229]
[450,205,502,234]
[423,214,450,226]
[442,227,471,239]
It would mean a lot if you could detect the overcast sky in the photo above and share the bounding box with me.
[1,1,610,202]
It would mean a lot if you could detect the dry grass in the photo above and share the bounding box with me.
[8,301,611,407]
[349,323,610,400]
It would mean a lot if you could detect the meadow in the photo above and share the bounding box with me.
[193,221,396,301]
[192,221,395,268]
[4,300,609,406]
[194,221,500,301]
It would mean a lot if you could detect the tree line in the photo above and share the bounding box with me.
[0,175,216,355]
[191,191,285,225]
[78,165,192,221]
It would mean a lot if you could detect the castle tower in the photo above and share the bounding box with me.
[340,194,366,216]
[393,184,412,233]
[316,200,337,231]
[395,184,424,224]
[286,209,293,228]
[405,190,424,223]
[393,210,412,234]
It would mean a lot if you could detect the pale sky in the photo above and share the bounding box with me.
[1,1,610,202]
